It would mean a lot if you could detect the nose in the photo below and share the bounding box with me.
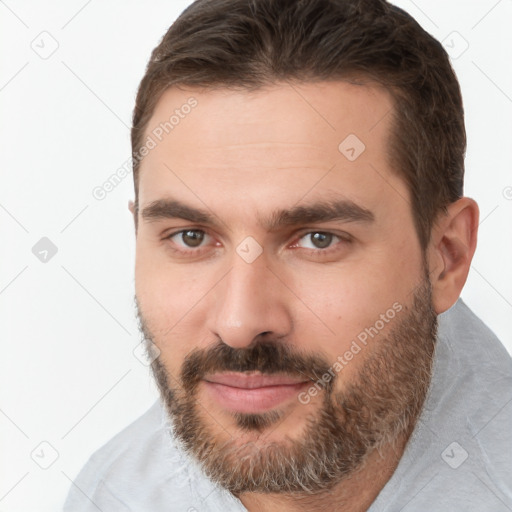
[208,255,293,349]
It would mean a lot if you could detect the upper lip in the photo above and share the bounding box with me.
[203,372,309,389]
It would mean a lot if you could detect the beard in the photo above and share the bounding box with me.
[135,275,437,496]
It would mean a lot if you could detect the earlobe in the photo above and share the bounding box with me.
[429,197,479,314]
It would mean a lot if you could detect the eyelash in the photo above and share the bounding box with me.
[163,229,352,257]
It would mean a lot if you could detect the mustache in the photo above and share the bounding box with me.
[180,339,334,392]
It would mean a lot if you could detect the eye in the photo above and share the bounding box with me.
[167,229,210,249]
[296,232,344,250]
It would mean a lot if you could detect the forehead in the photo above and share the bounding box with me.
[137,81,408,225]
[142,80,394,157]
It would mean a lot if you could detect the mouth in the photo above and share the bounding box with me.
[202,372,311,414]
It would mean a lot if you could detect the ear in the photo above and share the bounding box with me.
[427,197,479,314]
[128,200,137,234]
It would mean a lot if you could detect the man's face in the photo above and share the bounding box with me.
[133,81,437,493]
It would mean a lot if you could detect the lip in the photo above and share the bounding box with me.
[202,372,311,414]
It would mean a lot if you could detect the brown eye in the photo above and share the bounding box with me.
[180,230,205,247]
[168,229,208,249]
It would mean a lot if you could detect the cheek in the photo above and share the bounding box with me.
[287,250,420,370]
[135,240,205,316]
[135,246,211,372]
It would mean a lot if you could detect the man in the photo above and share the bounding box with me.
[64,0,512,510]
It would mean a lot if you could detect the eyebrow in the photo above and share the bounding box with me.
[140,197,375,230]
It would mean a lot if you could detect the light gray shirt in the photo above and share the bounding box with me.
[63,299,512,511]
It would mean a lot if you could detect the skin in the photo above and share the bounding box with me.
[129,81,479,511]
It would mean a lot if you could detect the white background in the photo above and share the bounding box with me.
[1,1,511,510]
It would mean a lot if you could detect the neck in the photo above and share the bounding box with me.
[238,434,408,512]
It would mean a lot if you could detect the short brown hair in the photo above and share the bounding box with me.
[131,0,466,249]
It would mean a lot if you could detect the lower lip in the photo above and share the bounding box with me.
[203,380,309,413]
